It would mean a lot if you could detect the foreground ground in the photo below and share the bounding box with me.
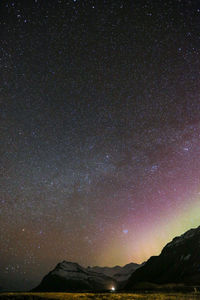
[1,293,200,299]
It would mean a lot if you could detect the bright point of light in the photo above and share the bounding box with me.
[111,286,115,291]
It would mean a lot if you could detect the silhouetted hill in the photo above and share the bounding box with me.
[125,226,200,290]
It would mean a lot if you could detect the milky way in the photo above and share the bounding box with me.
[1,0,200,291]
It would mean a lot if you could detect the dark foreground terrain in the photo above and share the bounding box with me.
[1,293,200,300]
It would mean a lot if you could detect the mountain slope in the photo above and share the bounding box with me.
[125,226,200,289]
[33,261,117,292]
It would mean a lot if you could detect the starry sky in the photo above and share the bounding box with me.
[1,0,200,291]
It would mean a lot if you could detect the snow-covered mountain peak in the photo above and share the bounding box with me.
[56,261,82,271]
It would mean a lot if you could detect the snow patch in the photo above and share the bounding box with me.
[183,254,191,261]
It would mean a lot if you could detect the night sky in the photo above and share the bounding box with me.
[1,0,200,291]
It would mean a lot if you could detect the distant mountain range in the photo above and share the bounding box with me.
[33,225,200,292]
[33,261,140,292]
[125,226,200,290]
[87,262,140,282]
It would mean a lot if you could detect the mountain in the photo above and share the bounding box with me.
[33,261,117,292]
[125,226,200,290]
[33,261,141,292]
[87,262,140,282]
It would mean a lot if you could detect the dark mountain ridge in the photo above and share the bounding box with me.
[125,225,200,289]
